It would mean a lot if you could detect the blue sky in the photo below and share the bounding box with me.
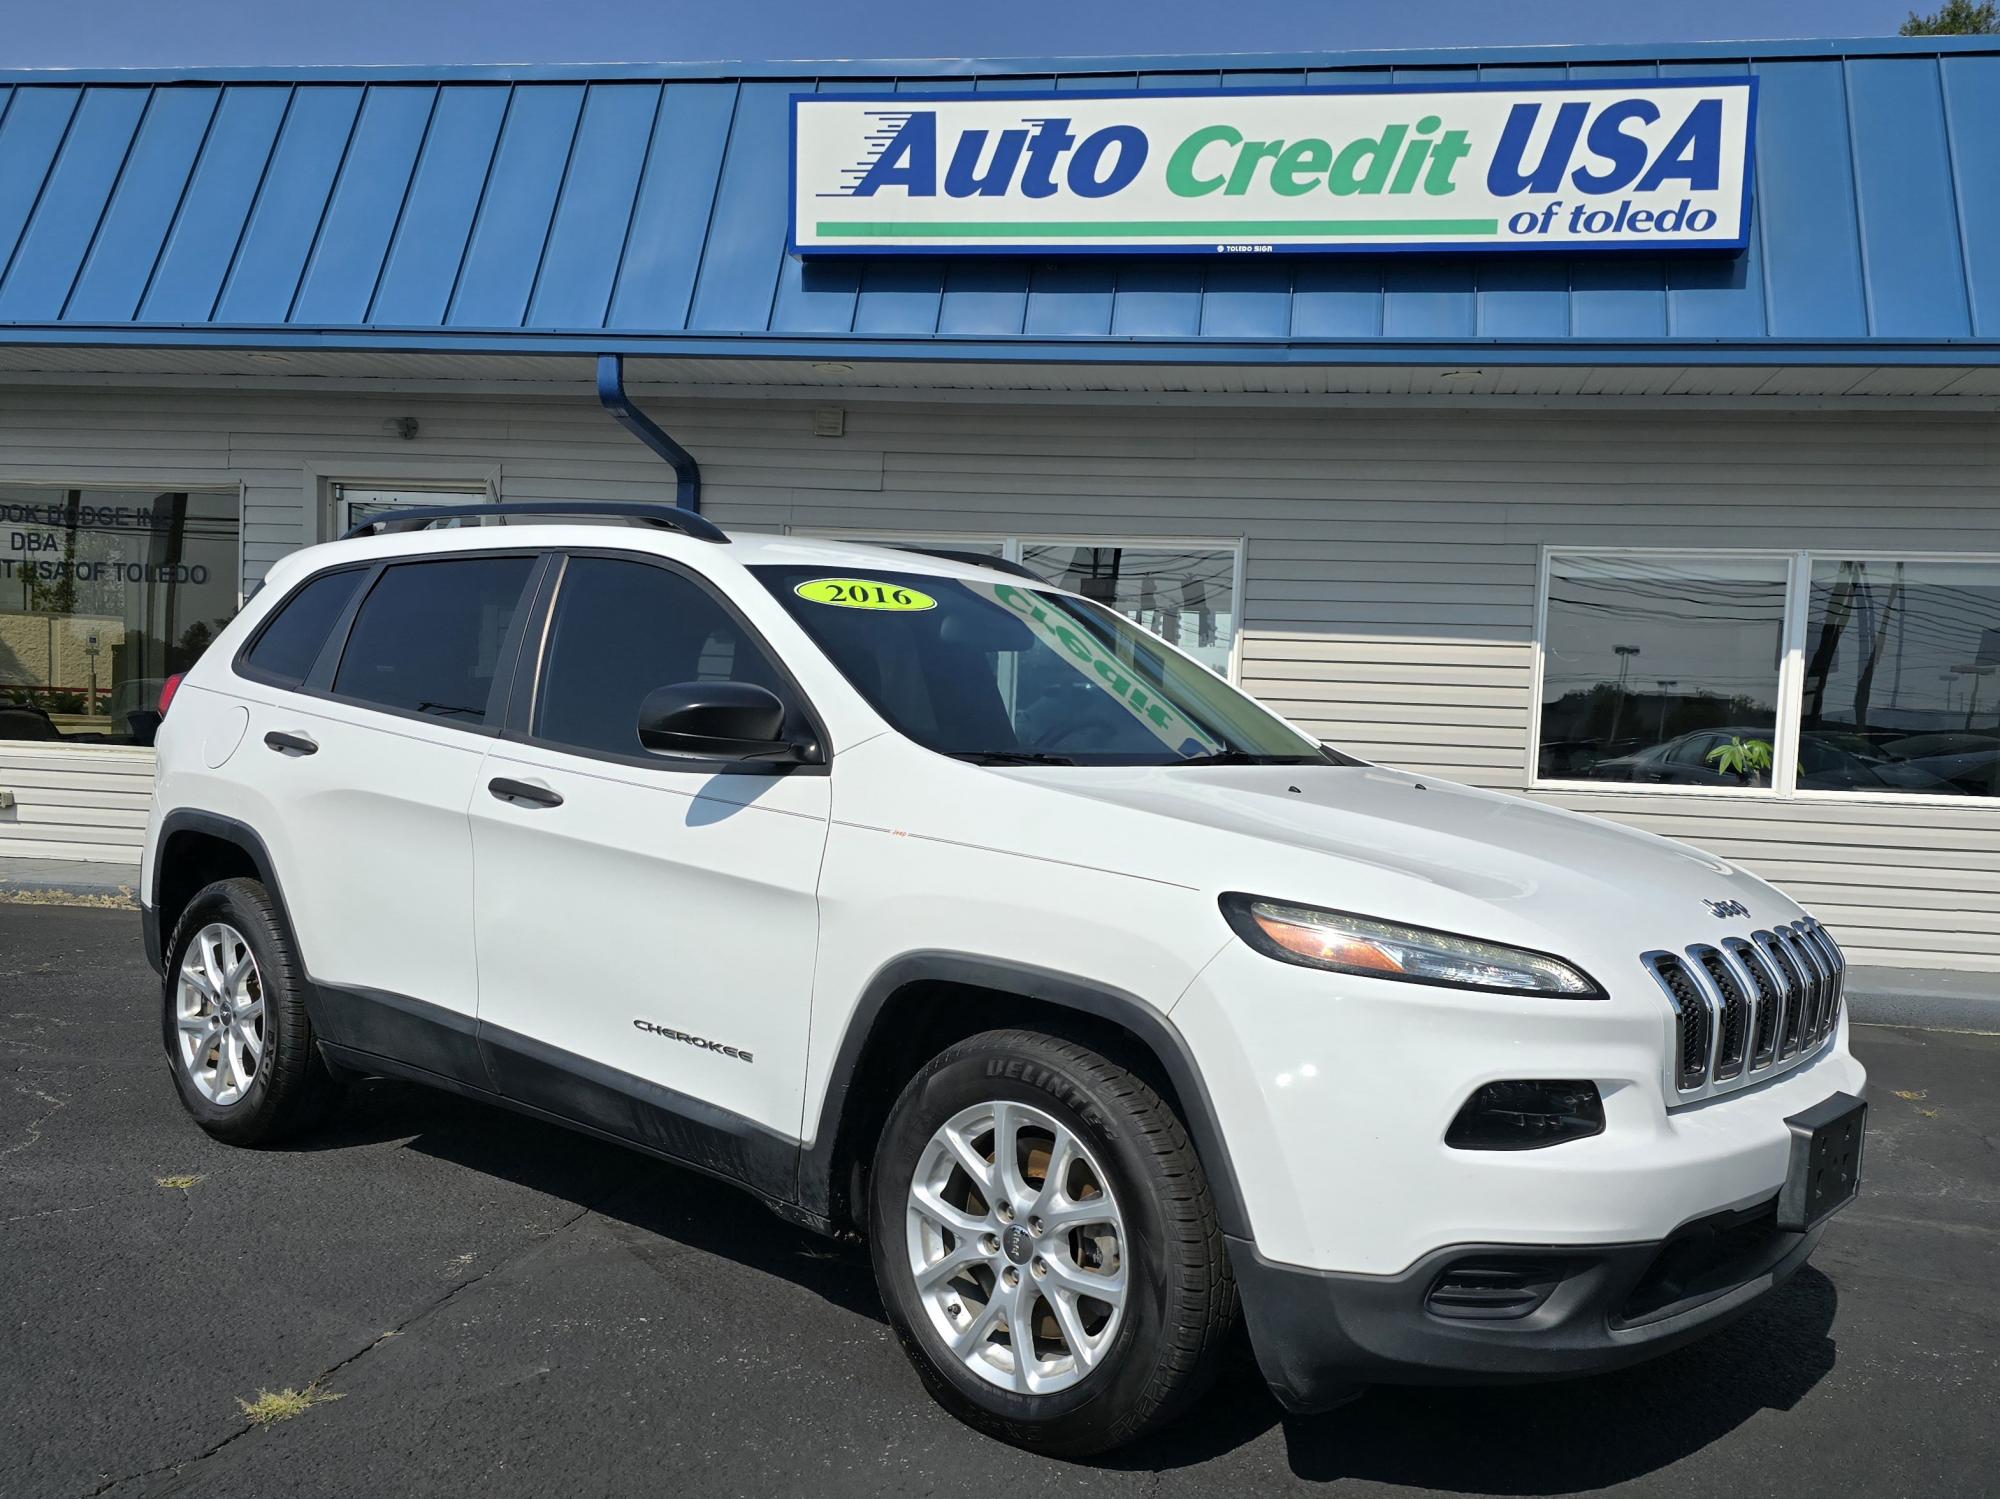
[3,1,1930,69]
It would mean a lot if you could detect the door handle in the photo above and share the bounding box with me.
[264,731,318,756]
[488,776,563,809]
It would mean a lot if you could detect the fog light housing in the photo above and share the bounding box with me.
[1445,1080,1604,1150]
[1426,1257,1569,1320]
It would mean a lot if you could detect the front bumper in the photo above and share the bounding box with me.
[1234,1196,1827,1411]
[1171,941,1868,1273]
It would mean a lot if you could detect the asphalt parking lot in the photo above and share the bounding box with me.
[2,903,1995,1498]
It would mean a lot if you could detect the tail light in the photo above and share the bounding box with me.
[158,673,186,716]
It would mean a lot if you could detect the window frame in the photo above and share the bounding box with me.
[786,528,1249,683]
[500,546,832,777]
[1529,546,2000,810]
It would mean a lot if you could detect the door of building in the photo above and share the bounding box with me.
[331,483,486,537]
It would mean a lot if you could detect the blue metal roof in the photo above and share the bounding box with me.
[0,38,1996,366]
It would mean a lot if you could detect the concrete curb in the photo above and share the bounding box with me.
[1847,966,1998,1034]
[0,859,140,909]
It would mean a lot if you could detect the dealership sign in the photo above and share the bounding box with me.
[791,80,1755,256]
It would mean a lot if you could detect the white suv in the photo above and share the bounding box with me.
[140,503,1867,1455]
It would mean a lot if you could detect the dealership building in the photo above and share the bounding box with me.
[0,36,1997,970]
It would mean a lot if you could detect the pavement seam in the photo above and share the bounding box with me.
[76,1175,643,1498]
[1,1063,72,1163]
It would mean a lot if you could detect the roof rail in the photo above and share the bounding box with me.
[339,501,729,543]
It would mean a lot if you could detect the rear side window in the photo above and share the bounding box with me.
[240,569,366,686]
[333,556,536,726]
[533,556,798,758]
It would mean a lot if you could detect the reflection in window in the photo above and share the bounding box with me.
[241,568,366,688]
[1017,545,1236,677]
[811,535,1242,679]
[533,557,796,758]
[0,487,239,746]
[1538,554,1787,787]
[757,565,1315,764]
[1799,560,1998,797]
[332,556,536,727]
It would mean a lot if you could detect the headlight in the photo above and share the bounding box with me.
[1220,895,1605,999]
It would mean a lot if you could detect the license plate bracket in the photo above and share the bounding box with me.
[1778,1091,1866,1232]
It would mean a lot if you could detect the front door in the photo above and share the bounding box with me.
[467,551,830,1184]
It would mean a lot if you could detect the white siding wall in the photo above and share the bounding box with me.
[1,385,1994,968]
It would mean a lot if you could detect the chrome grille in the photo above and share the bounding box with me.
[1693,947,1750,1080]
[1785,927,1827,1044]
[1798,922,1847,1039]
[1643,919,1844,1098]
[1757,931,1810,1058]
[1724,936,1782,1068]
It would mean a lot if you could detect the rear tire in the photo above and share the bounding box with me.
[869,1028,1236,1456]
[162,877,337,1146]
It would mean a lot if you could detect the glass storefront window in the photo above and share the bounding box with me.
[1799,559,2000,798]
[1016,544,1238,678]
[1537,553,1788,787]
[0,486,239,746]
[809,532,1242,679]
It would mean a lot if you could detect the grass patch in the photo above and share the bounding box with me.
[0,889,136,909]
[237,1385,344,1425]
[157,1174,205,1191]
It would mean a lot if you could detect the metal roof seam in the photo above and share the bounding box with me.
[600,83,667,333]
[55,87,153,322]
[282,84,367,326]
[204,84,294,323]
[0,87,82,305]
[128,85,224,324]
[362,84,444,325]
[440,83,516,326]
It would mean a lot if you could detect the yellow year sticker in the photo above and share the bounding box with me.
[795,577,937,612]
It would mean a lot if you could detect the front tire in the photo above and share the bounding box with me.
[162,877,336,1146]
[869,1028,1236,1456]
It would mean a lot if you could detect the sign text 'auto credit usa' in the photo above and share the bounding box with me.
[790,80,1755,255]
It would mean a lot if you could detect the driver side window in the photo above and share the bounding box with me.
[1662,732,1726,768]
[533,556,797,760]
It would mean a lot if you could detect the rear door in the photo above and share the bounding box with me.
[227,550,545,1080]
[467,550,830,1176]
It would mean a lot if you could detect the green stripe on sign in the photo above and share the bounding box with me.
[815,219,1501,239]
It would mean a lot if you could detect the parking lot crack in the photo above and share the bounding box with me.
[81,1420,260,1497]
[75,1189,628,1498]
[1,1066,71,1163]
[272,1174,650,1382]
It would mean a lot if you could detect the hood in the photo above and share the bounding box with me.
[993,761,1795,953]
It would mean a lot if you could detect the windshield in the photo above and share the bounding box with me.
[756,565,1335,766]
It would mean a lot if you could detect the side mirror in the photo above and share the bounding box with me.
[636,682,812,763]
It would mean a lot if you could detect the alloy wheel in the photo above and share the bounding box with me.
[904,1099,1127,1394]
[174,922,266,1107]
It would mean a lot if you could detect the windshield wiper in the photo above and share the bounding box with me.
[945,751,1078,766]
[1176,749,1330,766]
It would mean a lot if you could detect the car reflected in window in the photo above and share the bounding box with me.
[1580,725,1963,794]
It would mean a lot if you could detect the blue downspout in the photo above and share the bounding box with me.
[595,354,701,513]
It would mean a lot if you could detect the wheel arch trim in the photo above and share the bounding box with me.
[149,811,300,972]
[801,951,1251,1240]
